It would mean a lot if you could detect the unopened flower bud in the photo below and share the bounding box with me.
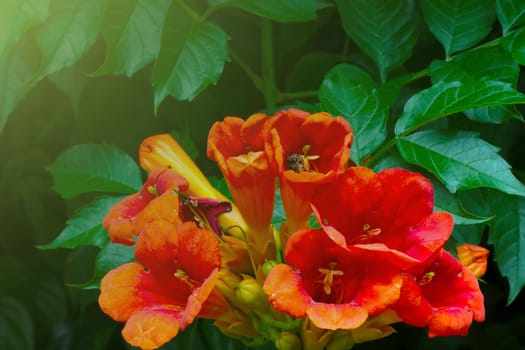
[326,330,354,350]
[275,331,302,350]
[262,259,277,276]
[235,276,269,312]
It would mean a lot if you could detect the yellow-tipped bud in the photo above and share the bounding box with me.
[139,134,248,238]
[275,332,302,350]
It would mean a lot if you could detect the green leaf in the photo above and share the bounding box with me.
[208,0,330,22]
[80,243,135,289]
[285,51,341,92]
[34,0,103,80]
[429,46,523,124]
[459,189,525,304]
[0,0,49,58]
[38,196,124,250]
[394,80,525,135]
[93,0,171,77]
[0,297,33,350]
[319,64,390,164]
[0,42,38,134]
[502,27,525,66]
[491,196,525,304]
[463,105,523,124]
[47,143,142,198]
[336,0,418,81]
[429,45,519,85]
[397,129,525,196]
[496,0,525,34]
[152,2,229,110]
[433,180,491,225]
[47,65,88,115]
[419,0,496,57]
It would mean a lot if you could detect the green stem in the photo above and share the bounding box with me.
[261,18,277,110]
[230,49,265,92]
[175,0,202,22]
[278,90,318,101]
[391,68,429,86]
[363,138,398,168]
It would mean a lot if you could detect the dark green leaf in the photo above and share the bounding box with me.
[31,280,68,325]
[429,46,523,124]
[429,45,519,85]
[152,2,229,110]
[397,129,525,196]
[0,0,49,58]
[208,0,330,22]
[93,0,171,77]
[38,196,124,250]
[464,105,523,124]
[460,189,525,304]
[80,243,135,289]
[47,65,88,115]
[0,41,38,133]
[336,0,418,81]
[419,0,495,57]
[493,197,525,302]
[496,0,525,34]
[34,0,103,80]
[0,297,33,350]
[47,143,142,198]
[319,64,391,164]
[433,180,492,225]
[451,224,485,245]
[394,80,525,135]
[502,27,525,65]
[285,51,341,91]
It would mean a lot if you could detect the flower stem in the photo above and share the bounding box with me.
[261,18,277,110]
[279,90,319,101]
[175,0,202,22]
[230,49,265,92]
[363,138,398,168]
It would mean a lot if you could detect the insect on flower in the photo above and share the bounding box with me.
[286,145,319,173]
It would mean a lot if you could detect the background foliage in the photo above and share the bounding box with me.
[1,0,525,349]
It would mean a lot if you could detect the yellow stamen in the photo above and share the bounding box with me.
[418,271,435,286]
[360,224,382,240]
[318,262,344,295]
[174,268,195,288]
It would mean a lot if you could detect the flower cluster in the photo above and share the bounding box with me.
[98,109,485,349]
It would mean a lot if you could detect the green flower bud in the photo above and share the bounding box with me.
[235,276,269,312]
[275,331,302,350]
[262,259,277,276]
[326,330,354,350]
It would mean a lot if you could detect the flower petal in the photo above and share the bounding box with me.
[99,263,148,322]
[307,302,368,330]
[176,222,222,282]
[401,212,454,262]
[132,192,182,235]
[263,264,310,318]
[140,134,217,199]
[103,194,149,245]
[457,243,489,277]
[122,308,181,349]
[135,220,179,271]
